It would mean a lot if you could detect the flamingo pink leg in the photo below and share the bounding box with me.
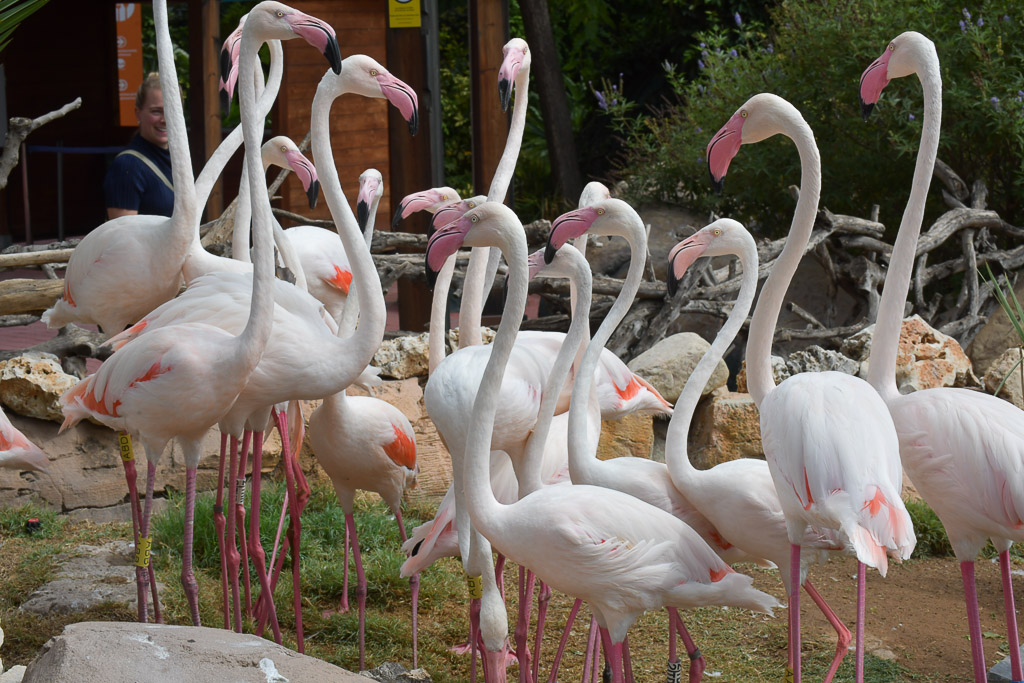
[469,596,482,683]
[961,561,987,683]
[533,580,551,682]
[515,566,535,682]
[237,430,253,616]
[274,410,305,652]
[396,509,419,668]
[119,440,146,622]
[622,635,634,683]
[144,460,161,624]
[266,491,290,594]
[1000,550,1024,682]
[598,626,624,683]
[345,513,368,670]
[855,561,866,683]
[804,579,851,683]
[671,609,705,683]
[790,543,802,683]
[248,433,282,643]
[495,553,507,601]
[547,597,582,683]
[214,432,230,629]
[224,435,243,631]
[180,466,201,625]
[582,614,599,683]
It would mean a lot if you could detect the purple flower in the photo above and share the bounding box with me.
[612,84,618,91]
[1003,14,1011,21]
[977,16,984,26]
[962,7,971,20]
[697,156,704,164]
[908,113,916,121]
[698,59,706,69]
[960,19,967,32]
[729,48,738,58]
[990,96,1000,110]
[734,12,742,27]
[696,126,702,132]
[611,98,618,106]
[593,89,607,110]
[700,42,706,48]
[766,43,774,54]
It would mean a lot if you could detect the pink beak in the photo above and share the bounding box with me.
[424,215,472,287]
[706,110,745,193]
[527,248,547,280]
[219,26,244,109]
[429,199,474,238]
[357,176,382,231]
[498,46,526,112]
[546,206,599,264]
[283,149,319,209]
[393,189,446,227]
[377,71,419,136]
[285,11,341,74]
[666,232,711,296]
[859,48,893,120]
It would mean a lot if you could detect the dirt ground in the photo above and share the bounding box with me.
[794,554,1021,680]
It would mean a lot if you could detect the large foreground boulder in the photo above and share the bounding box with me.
[627,332,727,404]
[22,622,363,683]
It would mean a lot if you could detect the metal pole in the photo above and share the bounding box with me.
[422,0,444,186]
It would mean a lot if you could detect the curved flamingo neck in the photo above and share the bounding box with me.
[336,187,382,338]
[310,75,387,361]
[153,0,196,252]
[867,50,942,402]
[463,218,529,537]
[745,116,821,407]
[488,66,530,204]
[567,211,647,484]
[428,255,456,373]
[518,246,592,497]
[667,237,759,487]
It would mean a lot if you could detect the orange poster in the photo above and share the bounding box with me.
[115,3,143,126]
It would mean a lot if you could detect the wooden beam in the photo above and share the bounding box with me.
[387,9,435,332]
[201,0,222,220]
[469,0,509,197]
[0,249,73,268]
[0,279,63,315]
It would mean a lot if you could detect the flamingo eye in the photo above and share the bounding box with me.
[888,42,895,51]
[740,110,748,119]
[276,11,284,17]
[470,214,479,223]
[713,229,722,236]
[596,208,605,215]
[441,194,448,200]
[281,146,288,152]
[370,69,379,77]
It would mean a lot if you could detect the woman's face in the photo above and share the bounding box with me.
[136,88,167,149]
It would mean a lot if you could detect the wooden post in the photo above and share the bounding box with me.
[187,0,221,221]
[469,0,509,199]
[388,8,435,332]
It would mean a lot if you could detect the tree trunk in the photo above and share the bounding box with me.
[518,0,583,206]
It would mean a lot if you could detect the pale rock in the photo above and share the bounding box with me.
[982,347,1024,410]
[373,333,430,379]
[843,315,980,392]
[361,662,433,682]
[688,389,763,468]
[0,666,25,683]
[627,332,727,404]
[968,275,1024,376]
[0,353,78,423]
[21,622,363,682]
[596,413,654,461]
[784,345,860,376]
[735,356,789,393]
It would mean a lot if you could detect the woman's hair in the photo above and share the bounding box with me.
[135,72,162,109]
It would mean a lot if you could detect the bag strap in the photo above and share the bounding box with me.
[116,149,174,192]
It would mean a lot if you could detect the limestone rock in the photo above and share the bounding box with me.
[843,315,980,392]
[736,356,790,393]
[989,645,1024,683]
[0,353,78,423]
[982,347,1024,409]
[968,275,1024,376]
[596,412,654,461]
[22,622,363,683]
[19,541,165,617]
[626,332,727,404]
[785,345,860,376]
[688,389,763,468]
[373,333,430,379]
[0,666,25,683]
[361,662,432,682]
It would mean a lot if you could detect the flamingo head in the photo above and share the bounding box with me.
[425,202,512,288]
[527,248,547,280]
[356,169,384,232]
[391,186,461,227]
[334,55,419,135]
[577,180,611,209]
[248,2,341,74]
[860,31,933,120]
[498,38,530,112]
[547,197,632,263]
[263,136,319,210]
[219,17,245,110]
[667,218,747,296]
[707,93,794,193]
[428,195,485,239]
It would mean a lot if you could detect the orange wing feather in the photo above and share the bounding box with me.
[383,423,416,469]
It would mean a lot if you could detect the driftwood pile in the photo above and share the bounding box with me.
[1,159,1019,367]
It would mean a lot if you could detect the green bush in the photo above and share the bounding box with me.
[613,0,1024,235]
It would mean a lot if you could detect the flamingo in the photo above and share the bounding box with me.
[58,0,341,628]
[861,31,1024,683]
[0,407,49,473]
[425,201,780,683]
[706,93,916,683]
[665,219,850,682]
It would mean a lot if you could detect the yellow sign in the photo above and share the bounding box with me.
[388,0,421,28]
[135,535,152,568]
[115,3,143,126]
[119,433,135,462]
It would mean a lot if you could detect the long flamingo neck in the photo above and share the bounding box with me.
[428,255,456,373]
[464,228,529,537]
[310,79,387,364]
[519,247,592,497]
[235,32,274,369]
[667,238,759,486]
[568,216,646,482]
[336,188,381,338]
[153,0,196,250]
[458,248,488,348]
[867,53,942,402]
[746,119,821,407]
[488,67,530,204]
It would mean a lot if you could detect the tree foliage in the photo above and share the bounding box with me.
[0,0,50,55]
[610,0,1024,235]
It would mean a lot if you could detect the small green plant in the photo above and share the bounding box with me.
[981,263,1024,396]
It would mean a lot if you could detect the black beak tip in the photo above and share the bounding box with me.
[357,201,369,232]
[408,110,419,137]
[544,241,558,265]
[425,260,438,291]
[219,49,232,81]
[708,168,724,195]
[498,79,511,113]
[306,180,320,210]
[666,269,679,298]
[220,88,230,113]
[860,99,874,122]
[392,203,406,228]
[426,222,437,240]
[325,38,342,75]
